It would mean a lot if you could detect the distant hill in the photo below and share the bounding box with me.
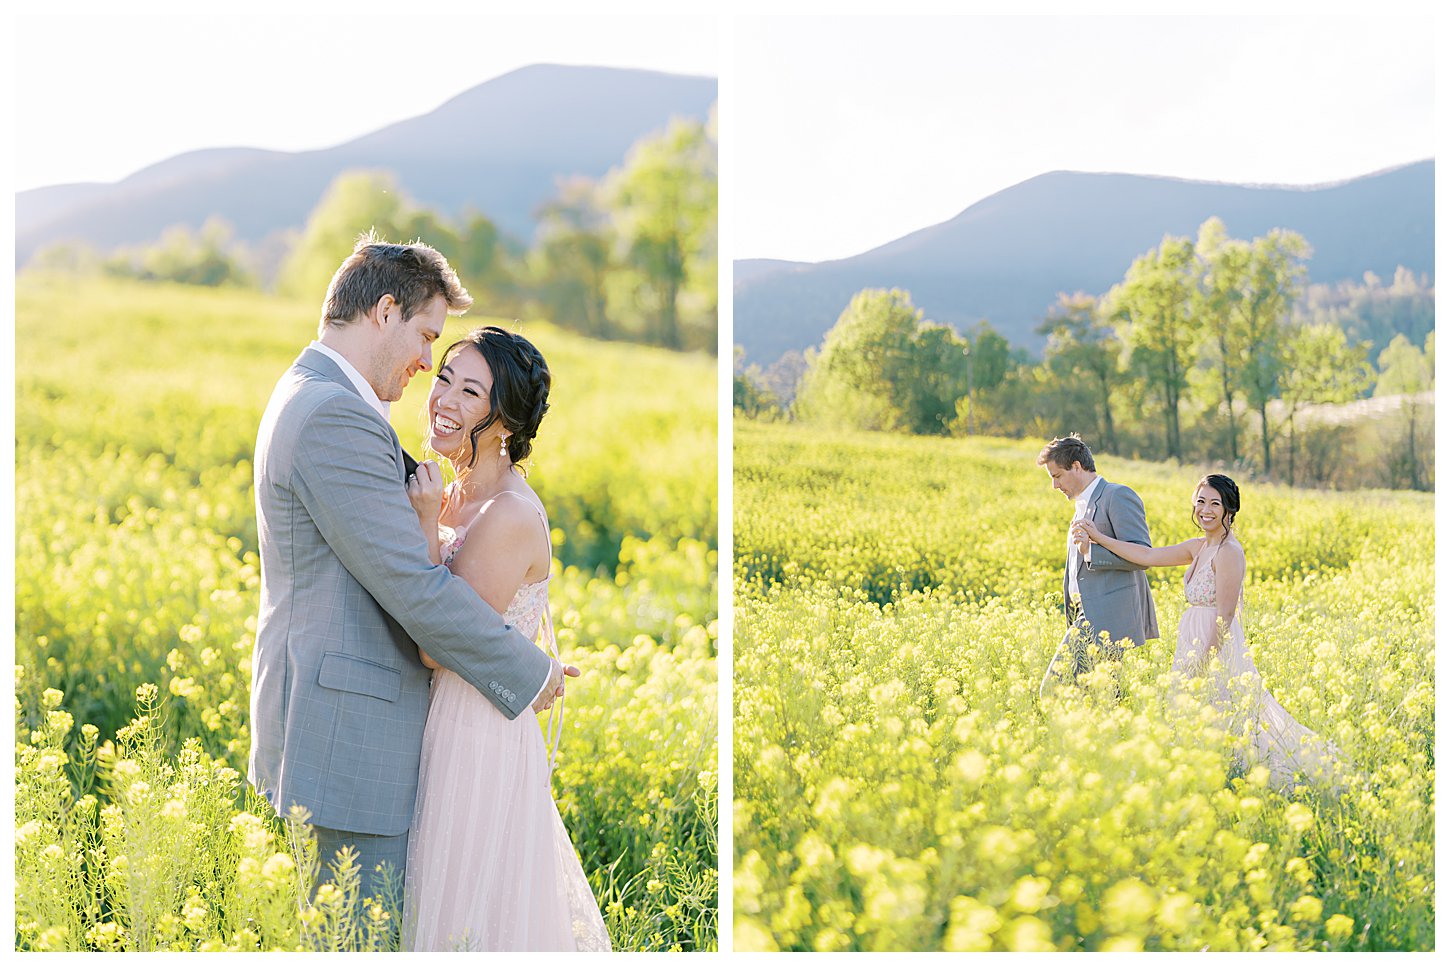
[734,160,1434,363]
[17,64,717,265]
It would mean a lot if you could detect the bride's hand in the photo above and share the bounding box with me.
[1071,519,1103,544]
[406,460,444,524]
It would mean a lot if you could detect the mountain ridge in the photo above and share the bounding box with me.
[734,160,1433,362]
[17,64,717,264]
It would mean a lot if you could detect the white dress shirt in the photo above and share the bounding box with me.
[1067,474,1104,601]
[309,340,390,422]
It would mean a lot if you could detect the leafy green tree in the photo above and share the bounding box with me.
[795,289,965,433]
[734,346,781,418]
[103,217,252,288]
[277,171,412,300]
[533,176,615,338]
[1375,333,1434,490]
[1280,323,1372,485]
[1295,267,1435,359]
[909,322,973,434]
[1107,235,1200,460]
[451,211,524,315]
[1192,217,1252,462]
[1037,292,1123,450]
[602,116,717,350]
[953,320,1010,437]
[1238,229,1311,474]
[24,241,103,276]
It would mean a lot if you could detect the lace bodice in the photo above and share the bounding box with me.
[1184,539,1245,618]
[1184,542,1218,607]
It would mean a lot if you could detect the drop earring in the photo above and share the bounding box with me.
[499,433,510,459]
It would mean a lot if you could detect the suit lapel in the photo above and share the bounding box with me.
[1075,478,1109,580]
[1087,477,1109,531]
[293,347,409,482]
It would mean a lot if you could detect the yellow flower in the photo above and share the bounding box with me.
[262,852,296,881]
[1002,915,1055,951]
[1009,875,1051,914]
[1325,914,1355,942]
[1102,877,1156,934]
[943,896,1001,952]
[1289,895,1323,923]
[1284,803,1315,834]
[954,749,989,784]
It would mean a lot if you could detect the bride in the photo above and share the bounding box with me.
[399,325,611,951]
[1072,474,1337,790]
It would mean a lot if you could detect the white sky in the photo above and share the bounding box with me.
[735,14,1435,263]
[12,8,719,192]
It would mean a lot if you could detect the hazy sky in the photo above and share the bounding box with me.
[735,14,1435,263]
[12,10,719,192]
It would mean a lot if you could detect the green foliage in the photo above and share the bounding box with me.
[1373,333,1433,397]
[533,177,616,338]
[1107,234,1201,459]
[1037,292,1123,449]
[100,217,253,288]
[601,114,718,351]
[734,418,1433,951]
[276,170,420,302]
[795,289,969,434]
[734,347,782,418]
[15,275,717,951]
[1294,268,1435,361]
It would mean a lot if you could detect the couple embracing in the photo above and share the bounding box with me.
[248,235,611,950]
[1037,434,1336,790]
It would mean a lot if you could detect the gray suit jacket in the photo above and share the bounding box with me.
[248,348,552,835]
[1065,477,1160,648]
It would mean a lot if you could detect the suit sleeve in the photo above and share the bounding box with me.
[290,393,551,719]
[1087,485,1151,572]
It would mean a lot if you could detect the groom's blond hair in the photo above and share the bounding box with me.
[318,231,472,334]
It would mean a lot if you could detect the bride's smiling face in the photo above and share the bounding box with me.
[427,346,498,464]
[1192,484,1227,536]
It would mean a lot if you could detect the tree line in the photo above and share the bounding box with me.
[26,113,718,354]
[736,218,1434,490]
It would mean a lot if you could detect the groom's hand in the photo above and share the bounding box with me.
[532,656,582,712]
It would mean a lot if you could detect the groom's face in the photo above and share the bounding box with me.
[375,294,448,401]
[1045,460,1090,499]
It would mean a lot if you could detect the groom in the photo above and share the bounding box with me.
[1036,434,1158,698]
[249,234,573,908]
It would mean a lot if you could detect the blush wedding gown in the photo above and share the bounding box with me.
[402,492,611,951]
[1173,539,1337,791]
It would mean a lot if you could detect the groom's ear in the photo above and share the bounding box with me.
[373,294,399,327]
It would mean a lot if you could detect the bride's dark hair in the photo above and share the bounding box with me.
[438,326,551,470]
[1195,473,1240,532]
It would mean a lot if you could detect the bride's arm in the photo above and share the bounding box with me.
[405,461,446,668]
[1211,542,1246,649]
[1074,520,1197,568]
[405,460,445,566]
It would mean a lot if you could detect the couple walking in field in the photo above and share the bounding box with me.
[1036,434,1336,790]
[247,235,610,950]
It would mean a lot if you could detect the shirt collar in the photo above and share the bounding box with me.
[308,340,390,422]
[1075,474,1103,508]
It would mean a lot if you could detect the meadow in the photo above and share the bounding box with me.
[13,274,718,951]
[733,419,1433,951]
